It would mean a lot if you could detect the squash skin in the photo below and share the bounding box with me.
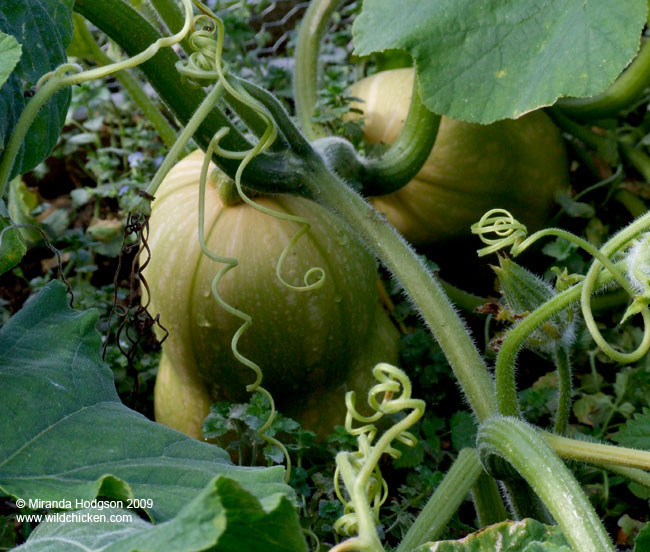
[349,68,570,245]
[155,302,401,440]
[284,301,401,439]
[143,150,379,414]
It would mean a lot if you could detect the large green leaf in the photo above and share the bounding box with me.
[0,281,292,522]
[353,0,647,123]
[0,0,73,180]
[0,31,21,89]
[413,519,571,551]
[15,478,307,552]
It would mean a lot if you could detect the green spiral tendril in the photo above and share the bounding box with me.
[198,134,292,478]
[182,2,329,482]
[472,208,650,363]
[333,364,424,548]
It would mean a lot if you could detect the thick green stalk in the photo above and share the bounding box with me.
[293,0,441,194]
[471,472,509,528]
[74,0,306,193]
[546,107,613,152]
[558,38,650,120]
[603,464,650,490]
[72,14,178,149]
[306,157,497,422]
[359,77,441,196]
[396,449,483,552]
[479,417,614,552]
[616,190,648,219]
[544,432,650,471]
[294,0,343,140]
[621,142,650,182]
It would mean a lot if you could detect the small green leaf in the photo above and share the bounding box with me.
[0,198,25,275]
[0,31,21,89]
[621,296,650,324]
[353,0,647,123]
[611,408,650,450]
[413,518,571,551]
[555,191,596,219]
[572,393,613,427]
[0,0,74,179]
[7,178,41,244]
[15,477,307,552]
[0,213,26,275]
[0,282,293,522]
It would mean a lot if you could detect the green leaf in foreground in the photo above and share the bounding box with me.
[353,0,647,123]
[611,408,650,450]
[0,281,292,522]
[15,478,306,552]
[0,31,21,89]
[413,518,571,551]
[0,0,73,179]
[635,523,650,552]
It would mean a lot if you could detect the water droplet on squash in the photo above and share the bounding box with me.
[196,313,212,328]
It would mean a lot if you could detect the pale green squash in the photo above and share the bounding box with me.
[143,150,380,433]
[349,68,570,245]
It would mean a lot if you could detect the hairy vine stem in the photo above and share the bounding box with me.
[75,0,306,194]
[479,417,615,552]
[395,449,483,552]
[304,155,497,422]
[294,0,344,141]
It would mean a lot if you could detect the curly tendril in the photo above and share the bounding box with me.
[471,208,528,256]
[167,2,328,481]
[472,208,650,363]
[332,364,424,549]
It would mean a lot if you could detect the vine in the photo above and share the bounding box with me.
[472,208,650,364]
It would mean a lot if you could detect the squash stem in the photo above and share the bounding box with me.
[293,0,344,141]
[552,344,572,435]
[479,417,615,552]
[359,75,441,196]
[494,264,619,419]
[470,472,509,528]
[307,157,497,422]
[557,36,650,120]
[293,0,441,195]
[544,430,650,471]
